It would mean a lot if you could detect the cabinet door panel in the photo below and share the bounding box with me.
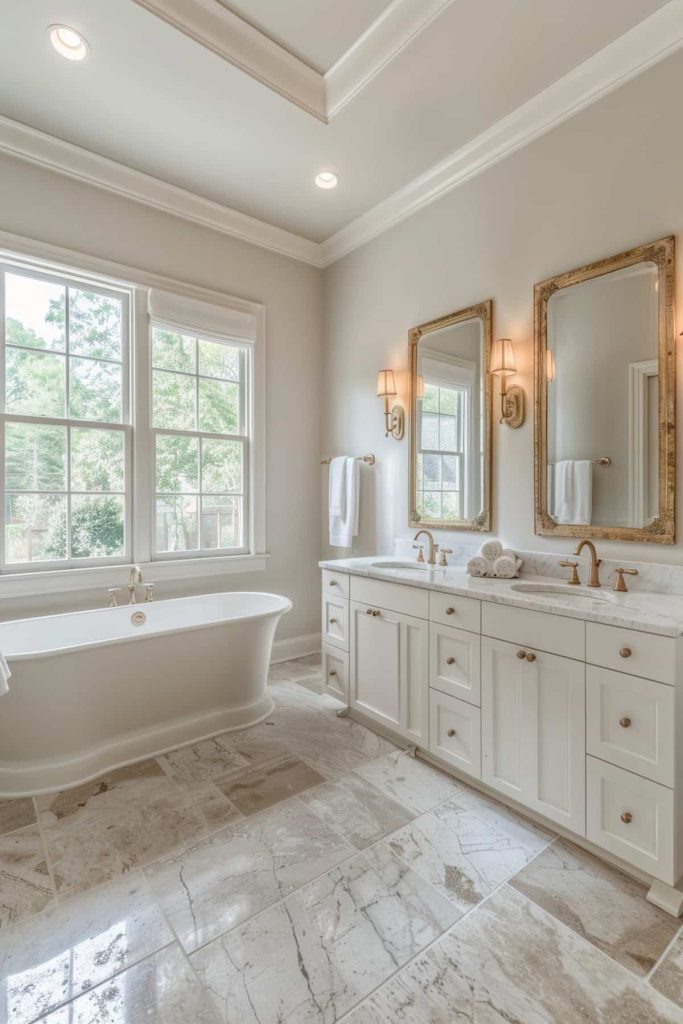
[481,637,525,801]
[351,602,401,728]
[404,617,429,743]
[526,649,585,835]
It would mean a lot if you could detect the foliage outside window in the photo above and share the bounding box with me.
[152,325,248,556]
[2,266,129,566]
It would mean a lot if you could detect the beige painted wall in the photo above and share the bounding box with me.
[0,152,324,639]
[323,49,683,567]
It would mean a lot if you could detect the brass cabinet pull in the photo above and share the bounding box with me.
[446,607,456,616]
[329,580,338,587]
[329,618,338,624]
[372,609,381,617]
[329,670,337,677]
[619,716,632,728]
[526,652,536,663]
[366,608,373,615]
[446,657,456,665]
[621,811,633,824]
[517,649,527,659]
[447,728,457,737]
[619,647,632,658]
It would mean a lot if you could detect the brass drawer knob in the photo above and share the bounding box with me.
[619,647,632,658]
[517,649,527,659]
[447,728,457,737]
[329,618,338,624]
[446,657,456,665]
[329,580,338,587]
[446,607,456,616]
[372,609,381,617]
[366,608,373,615]
[619,716,632,729]
[621,811,633,824]
[526,652,536,663]
[329,670,337,677]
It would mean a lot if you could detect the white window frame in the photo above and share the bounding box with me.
[149,318,252,560]
[0,235,267,598]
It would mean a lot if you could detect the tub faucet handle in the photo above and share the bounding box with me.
[108,587,122,608]
[144,583,155,602]
[127,584,137,605]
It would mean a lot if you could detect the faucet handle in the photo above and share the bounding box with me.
[558,560,580,585]
[144,583,155,602]
[412,544,425,563]
[107,587,122,607]
[614,568,638,593]
[439,548,453,567]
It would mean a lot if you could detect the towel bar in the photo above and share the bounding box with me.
[321,454,375,465]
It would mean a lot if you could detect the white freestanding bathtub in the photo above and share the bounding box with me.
[0,591,292,796]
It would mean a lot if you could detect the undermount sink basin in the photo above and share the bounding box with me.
[511,582,614,603]
[371,560,441,571]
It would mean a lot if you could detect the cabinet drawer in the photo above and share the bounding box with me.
[322,593,349,651]
[482,602,585,660]
[429,592,480,633]
[322,644,349,704]
[350,576,428,619]
[586,757,675,884]
[429,689,481,779]
[586,666,674,786]
[429,623,481,706]
[322,569,349,600]
[586,623,676,686]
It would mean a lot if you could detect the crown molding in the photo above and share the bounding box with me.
[0,115,322,266]
[320,0,683,265]
[131,0,455,122]
[324,0,454,118]
[132,0,327,121]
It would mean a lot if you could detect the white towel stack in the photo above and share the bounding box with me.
[467,540,522,579]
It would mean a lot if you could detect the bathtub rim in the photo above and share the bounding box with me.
[1,590,293,661]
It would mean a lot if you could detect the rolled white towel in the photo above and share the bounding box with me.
[480,539,503,563]
[492,554,518,579]
[467,555,491,578]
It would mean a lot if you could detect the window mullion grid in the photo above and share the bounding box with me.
[0,270,5,571]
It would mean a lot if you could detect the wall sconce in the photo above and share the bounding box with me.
[490,338,524,428]
[377,369,405,439]
[546,349,556,383]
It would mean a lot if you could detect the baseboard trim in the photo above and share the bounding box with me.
[270,633,321,664]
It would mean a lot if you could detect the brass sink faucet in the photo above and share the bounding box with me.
[574,539,602,588]
[413,529,439,566]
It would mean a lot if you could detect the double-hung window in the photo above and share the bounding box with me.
[1,264,131,568]
[0,251,262,579]
[151,324,249,557]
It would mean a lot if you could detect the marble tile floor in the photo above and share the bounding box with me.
[0,655,681,1023]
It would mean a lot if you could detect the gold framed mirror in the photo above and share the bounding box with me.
[534,236,675,543]
[409,301,493,532]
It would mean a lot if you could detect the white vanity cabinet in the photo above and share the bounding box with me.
[320,564,683,915]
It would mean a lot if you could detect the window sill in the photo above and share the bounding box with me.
[0,554,270,601]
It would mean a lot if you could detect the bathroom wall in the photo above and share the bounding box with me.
[322,48,683,568]
[0,151,324,642]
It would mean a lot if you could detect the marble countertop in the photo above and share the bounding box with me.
[319,557,683,638]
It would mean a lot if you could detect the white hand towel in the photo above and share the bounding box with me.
[480,539,503,563]
[0,652,11,696]
[328,457,347,518]
[572,461,593,526]
[467,555,491,577]
[552,460,592,526]
[329,458,359,548]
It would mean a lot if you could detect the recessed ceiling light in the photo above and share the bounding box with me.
[315,171,338,190]
[48,24,89,61]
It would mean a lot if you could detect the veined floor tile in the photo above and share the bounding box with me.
[343,885,683,1024]
[36,762,241,896]
[268,655,323,687]
[510,838,680,976]
[0,871,173,1024]
[144,799,353,952]
[0,826,54,930]
[651,932,683,1009]
[157,736,249,782]
[0,798,36,837]
[384,788,552,911]
[300,773,414,850]
[355,750,464,815]
[35,944,220,1024]
[191,844,458,1024]
[215,755,325,815]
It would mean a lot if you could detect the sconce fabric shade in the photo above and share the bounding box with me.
[377,369,397,397]
[490,338,516,376]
